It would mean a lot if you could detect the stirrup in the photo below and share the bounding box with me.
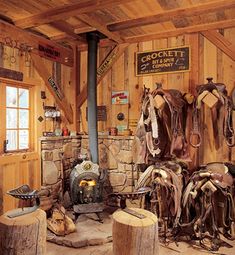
[189,131,202,148]
[225,136,235,147]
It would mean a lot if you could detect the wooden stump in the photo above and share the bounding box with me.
[0,209,47,255]
[112,208,159,255]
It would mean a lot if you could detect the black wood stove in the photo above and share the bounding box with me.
[70,160,105,218]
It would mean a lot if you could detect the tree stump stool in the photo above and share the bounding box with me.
[112,208,159,255]
[0,209,47,255]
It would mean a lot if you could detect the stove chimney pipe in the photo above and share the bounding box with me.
[87,32,99,164]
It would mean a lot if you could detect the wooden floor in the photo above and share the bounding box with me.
[47,238,235,255]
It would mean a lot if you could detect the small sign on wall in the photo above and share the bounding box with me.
[112,91,129,104]
[38,43,61,62]
[0,67,23,81]
[86,105,107,121]
[136,46,190,76]
[48,77,64,100]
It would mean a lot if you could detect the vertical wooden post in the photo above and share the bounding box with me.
[0,166,3,216]
[73,45,81,132]
[188,33,200,169]
[0,44,3,67]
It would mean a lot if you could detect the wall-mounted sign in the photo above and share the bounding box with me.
[97,46,118,77]
[86,105,107,121]
[48,77,64,100]
[112,91,129,104]
[38,43,61,62]
[136,46,190,76]
[0,67,23,81]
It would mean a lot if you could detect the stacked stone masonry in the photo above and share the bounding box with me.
[80,135,137,194]
[40,136,81,205]
[40,135,138,207]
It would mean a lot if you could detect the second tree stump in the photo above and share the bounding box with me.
[112,208,159,255]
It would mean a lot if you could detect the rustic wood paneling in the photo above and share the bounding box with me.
[0,33,75,213]
[79,28,235,166]
[125,43,140,133]
[222,29,235,161]
[0,152,40,215]
[187,33,200,168]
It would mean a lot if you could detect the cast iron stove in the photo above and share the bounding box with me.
[70,160,106,218]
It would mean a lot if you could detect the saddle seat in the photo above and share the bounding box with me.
[178,162,235,251]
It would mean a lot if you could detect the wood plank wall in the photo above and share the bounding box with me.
[0,41,75,215]
[80,28,235,165]
[0,153,40,214]
[0,28,234,214]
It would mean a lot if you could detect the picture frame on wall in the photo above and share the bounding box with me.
[112,91,129,104]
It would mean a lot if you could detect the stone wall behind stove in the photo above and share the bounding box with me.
[40,136,81,207]
[80,135,138,196]
[40,135,138,208]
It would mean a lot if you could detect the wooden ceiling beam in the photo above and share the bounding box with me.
[74,26,96,35]
[50,26,96,42]
[14,0,135,29]
[50,33,73,42]
[78,14,124,43]
[201,30,235,61]
[77,43,129,108]
[108,0,235,31]
[50,20,86,43]
[31,53,73,124]
[125,19,235,43]
[75,38,117,51]
[0,20,73,66]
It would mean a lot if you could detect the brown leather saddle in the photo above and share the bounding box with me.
[190,78,234,148]
[176,162,235,251]
[135,161,188,235]
[133,84,190,164]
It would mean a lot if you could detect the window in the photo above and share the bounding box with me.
[0,81,33,153]
[6,86,30,151]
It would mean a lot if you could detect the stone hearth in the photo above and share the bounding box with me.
[47,210,113,248]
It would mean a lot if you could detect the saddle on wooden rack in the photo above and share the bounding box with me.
[175,162,235,251]
[190,77,234,148]
[133,84,191,165]
[108,186,151,209]
[135,161,188,237]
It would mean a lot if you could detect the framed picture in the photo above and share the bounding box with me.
[112,91,129,104]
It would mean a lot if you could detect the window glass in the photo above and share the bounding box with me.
[6,108,17,128]
[5,85,30,151]
[19,88,29,108]
[6,86,17,107]
[19,130,29,149]
[6,130,17,151]
[19,110,29,128]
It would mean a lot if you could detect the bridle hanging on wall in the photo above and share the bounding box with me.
[0,36,33,67]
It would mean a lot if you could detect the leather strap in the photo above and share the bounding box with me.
[190,107,202,148]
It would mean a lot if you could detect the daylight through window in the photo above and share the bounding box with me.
[6,85,30,151]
